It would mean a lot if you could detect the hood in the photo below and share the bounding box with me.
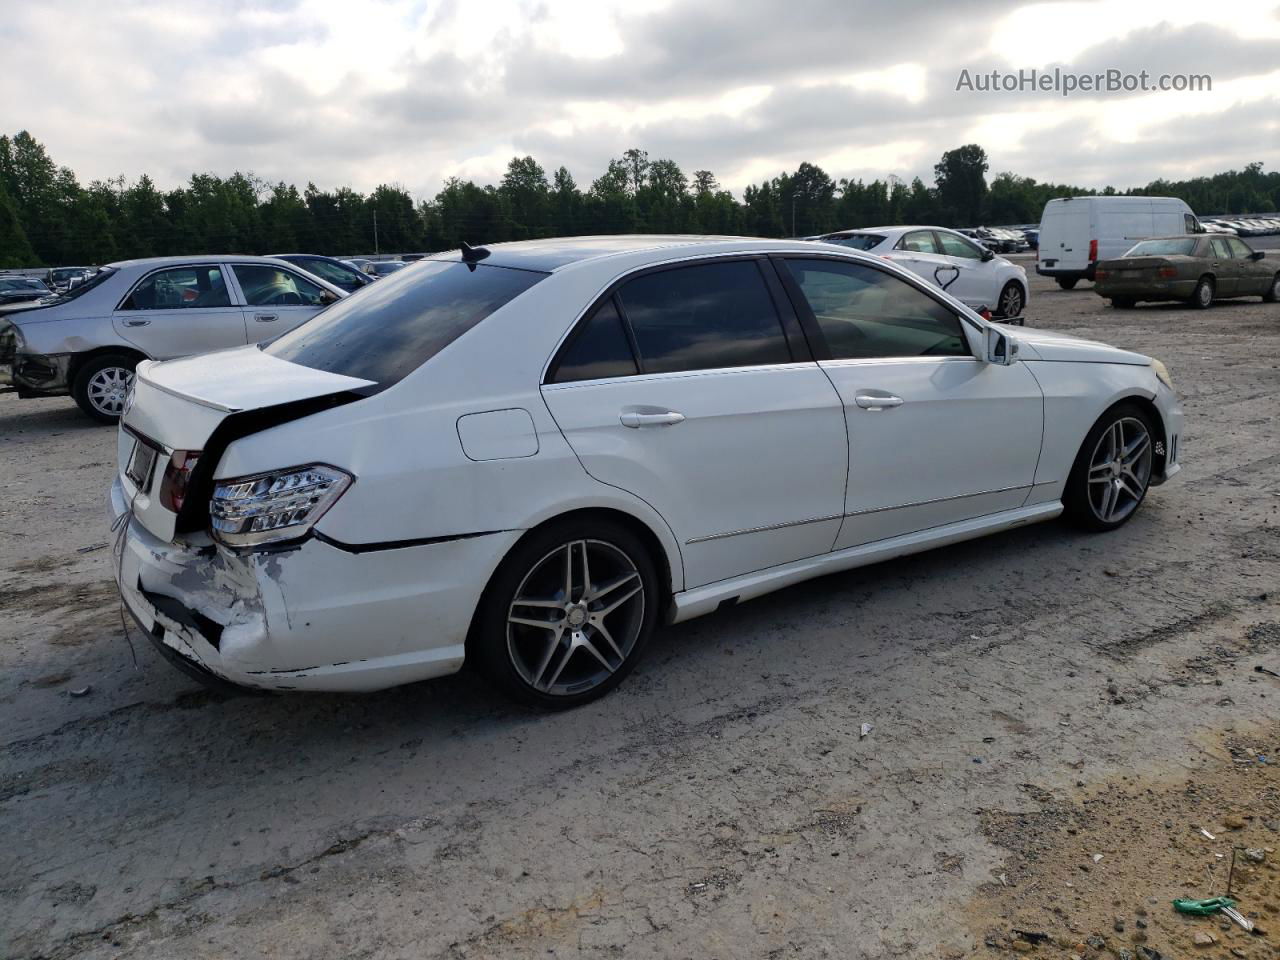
[1000,325,1150,365]
[120,346,374,542]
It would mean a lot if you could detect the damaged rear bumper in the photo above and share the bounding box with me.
[109,477,519,692]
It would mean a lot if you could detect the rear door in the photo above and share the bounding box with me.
[1209,238,1239,295]
[229,263,334,341]
[1040,201,1090,272]
[889,230,957,292]
[776,256,1043,549]
[541,257,848,589]
[112,264,248,359]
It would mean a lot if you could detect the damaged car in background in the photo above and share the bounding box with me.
[0,255,345,423]
[111,235,1183,709]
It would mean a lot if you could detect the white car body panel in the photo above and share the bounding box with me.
[1037,196,1199,276]
[106,236,1184,694]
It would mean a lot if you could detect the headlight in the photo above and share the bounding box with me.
[1151,359,1174,390]
[210,464,352,547]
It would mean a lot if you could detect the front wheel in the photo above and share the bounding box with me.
[1263,273,1279,303]
[1063,403,1156,532]
[472,518,659,708]
[72,353,138,424]
[1056,277,1079,290]
[996,282,1025,318]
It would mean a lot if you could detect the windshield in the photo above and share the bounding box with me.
[263,259,546,387]
[822,234,884,251]
[1125,238,1198,257]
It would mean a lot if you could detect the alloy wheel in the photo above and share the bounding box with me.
[1086,417,1153,524]
[86,367,134,418]
[1197,280,1213,307]
[999,284,1023,317]
[506,539,645,697]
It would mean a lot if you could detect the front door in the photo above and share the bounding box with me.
[775,256,1044,550]
[1227,237,1272,295]
[112,264,248,359]
[229,263,334,341]
[934,229,996,309]
[541,258,848,589]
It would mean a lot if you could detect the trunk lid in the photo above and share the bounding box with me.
[119,345,374,542]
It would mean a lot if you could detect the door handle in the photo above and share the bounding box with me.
[854,394,904,410]
[619,410,686,428]
[255,313,279,323]
[123,319,150,327]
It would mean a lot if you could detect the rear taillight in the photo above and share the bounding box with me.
[1157,267,1178,279]
[1088,238,1098,262]
[978,307,992,320]
[159,451,200,512]
[210,464,352,547]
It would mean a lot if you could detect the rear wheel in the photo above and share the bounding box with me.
[1263,272,1279,303]
[72,353,138,424]
[1190,276,1214,309]
[1110,297,1136,309]
[1056,277,1078,290]
[1063,403,1156,532]
[472,518,659,708]
[996,281,1025,318]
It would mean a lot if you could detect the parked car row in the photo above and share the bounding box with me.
[1201,215,1280,238]
[808,225,1029,318]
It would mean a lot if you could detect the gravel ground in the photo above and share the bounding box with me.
[2,268,1279,960]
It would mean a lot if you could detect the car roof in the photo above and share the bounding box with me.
[425,235,823,272]
[105,254,308,269]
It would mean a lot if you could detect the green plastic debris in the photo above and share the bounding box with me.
[1172,896,1237,915]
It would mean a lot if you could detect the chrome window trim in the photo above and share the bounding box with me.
[541,360,825,392]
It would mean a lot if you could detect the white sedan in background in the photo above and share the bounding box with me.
[110,235,1180,708]
[812,225,1030,318]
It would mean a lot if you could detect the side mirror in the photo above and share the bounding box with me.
[987,326,1020,365]
[1250,250,1266,261]
[980,248,995,262]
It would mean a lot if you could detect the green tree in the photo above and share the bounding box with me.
[933,144,989,225]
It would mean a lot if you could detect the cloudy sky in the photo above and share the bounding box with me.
[3,0,1278,198]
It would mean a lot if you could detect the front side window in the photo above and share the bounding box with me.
[233,265,328,307]
[122,266,230,310]
[264,259,545,387]
[1185,214,1201,233]
[896,231,940,254]
[617,260,792,375]
[551,298,638,383]
[1226,237,1255,260]
[781,259,970,360]
[936,231,984,260]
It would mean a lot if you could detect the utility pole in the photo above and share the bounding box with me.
[373,211,379,255]
[791,194,797,237]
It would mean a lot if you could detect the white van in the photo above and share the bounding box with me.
[1037,196,1202,289]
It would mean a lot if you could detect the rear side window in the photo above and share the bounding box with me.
[1209,238,1232,259]
[264,260,545,386]
[617,260,791,374]
[896,231,939,254]
[781,259,970,360]
[122,266,230,310]
[551,299,638,383]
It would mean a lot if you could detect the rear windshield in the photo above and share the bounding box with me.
[821,233,884,251]
[1125,238,1198,257]
[263,259,546,386]
[44,267,115,304]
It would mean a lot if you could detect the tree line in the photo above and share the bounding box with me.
[1,130,1278,268]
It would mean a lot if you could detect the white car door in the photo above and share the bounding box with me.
[229,263,335,342]
[540,257,849,589]
[111,264,249,359]
[886,230,955,292]
[775,256,1044,550]
[934,229,999,309]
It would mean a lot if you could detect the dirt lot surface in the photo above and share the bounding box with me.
[3,268,1280,960]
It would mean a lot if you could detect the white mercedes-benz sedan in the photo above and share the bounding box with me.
[108,236,1182,707]
[812,225,1030,318]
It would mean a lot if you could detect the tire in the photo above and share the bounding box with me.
[1063,402,1157,532]
[1263,273,1280,303]
[471,517,659,709]
[1056,277,1078,290]
[996,281,1025,318]
[71,353,138,424]
[1110,297,1136,309]
[1189,276,1214,309]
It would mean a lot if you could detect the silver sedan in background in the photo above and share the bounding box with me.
[0,255,345,422]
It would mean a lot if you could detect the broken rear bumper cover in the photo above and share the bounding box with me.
[109,476,520,692]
